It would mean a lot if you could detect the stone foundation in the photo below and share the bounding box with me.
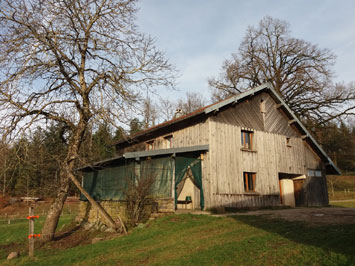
[155,197,175,213]
[77,197,175,229]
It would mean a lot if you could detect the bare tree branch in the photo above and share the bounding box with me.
[209,16,355,124]
[0,0,175,241]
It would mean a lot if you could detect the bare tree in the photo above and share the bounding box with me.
[0,0,174,241]
[125,171,155,227]
[142,97,158,129]
[209,16,355,124]
[157,92,207,122]
[158,97,177,122]
[177,92,206,115]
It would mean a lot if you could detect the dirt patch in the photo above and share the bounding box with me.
[39,225,121,250]
[225,207,355,225]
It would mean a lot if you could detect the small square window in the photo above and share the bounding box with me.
[286,137,291,146]
[146,140,154,151]
[241,130,253,149]
[308,169,322,177]
[243,172,256,192]
[315,171,322,177]
[164,135,173,149]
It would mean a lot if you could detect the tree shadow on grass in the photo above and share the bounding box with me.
[52,201,92,242]
[229,214,355,259]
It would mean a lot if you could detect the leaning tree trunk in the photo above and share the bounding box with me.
[41,164,70,242]
[41,116,125,242]
[41,118,87,242]
[67,171,126,234]
[41,163,124,242]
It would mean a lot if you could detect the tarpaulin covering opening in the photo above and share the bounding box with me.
[80,157,174,200]
[80,156,204,210]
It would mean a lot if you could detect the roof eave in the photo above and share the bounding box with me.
[265,86,341,175]
[114,110,206,147]
[77,145,209,172]
[114,82,340,175]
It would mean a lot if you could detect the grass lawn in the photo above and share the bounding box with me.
[328,191,355,201]
[0,214,75,260]
[330,200,355,208]
[1,213,355,265]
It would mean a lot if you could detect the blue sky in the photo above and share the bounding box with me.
[136,0,355,101]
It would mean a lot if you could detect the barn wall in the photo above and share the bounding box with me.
[113,91,328,209]
[204,108,325,208]
[118,119,209,152]
[116,120,213,209]
[213,92,299,137]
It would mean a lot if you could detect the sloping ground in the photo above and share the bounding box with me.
[1,213,355,265]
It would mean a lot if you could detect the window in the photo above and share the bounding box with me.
[241,130,253,149]
[243,172,256,192]
[164,135,173,149]
[260,99,266,113]
[146,140,155,150]
[286,137,291,147]
[308,169,322,177]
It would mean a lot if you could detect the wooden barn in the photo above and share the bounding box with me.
[78,83,340,213]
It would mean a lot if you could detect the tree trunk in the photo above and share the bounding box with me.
[41,169,124,242]
[41,172,69,242]
[68,172,126,234]
[41,116,125,242]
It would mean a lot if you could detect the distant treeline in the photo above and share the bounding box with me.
[0,120,354,197]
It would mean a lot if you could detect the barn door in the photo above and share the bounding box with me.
[293,179,305,206]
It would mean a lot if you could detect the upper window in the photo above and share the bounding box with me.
[146,140,155,151]
[286,137,291,147]
[260,99,266,113]
[241,130,253,150]
[243,172,256,192]
[164,135,173,149]
[308,169,322,177]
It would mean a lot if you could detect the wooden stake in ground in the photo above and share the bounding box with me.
[27,206,40,257]
[28,206,34,257]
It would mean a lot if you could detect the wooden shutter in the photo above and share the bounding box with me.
[252,173,256,191]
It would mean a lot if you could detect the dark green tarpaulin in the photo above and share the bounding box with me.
[80,162,134,201]
[81,157,173,200]
[175,157,204,210]
[80,156,204,210]
[139,158,173,198]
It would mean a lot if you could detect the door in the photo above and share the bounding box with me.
[293,179,305,206]
[279,179,296,207]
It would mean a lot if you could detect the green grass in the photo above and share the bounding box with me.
[328,175,355,201]
[328,190,355,201]
[330,200,355,208]
[0,214,75,260]
[1,214,355,265]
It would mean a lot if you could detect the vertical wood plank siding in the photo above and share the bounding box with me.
[205,92,323,208]
[116,91,326,209]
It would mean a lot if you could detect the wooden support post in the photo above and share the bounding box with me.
[28,206,34,257]
[288,119,296,126]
